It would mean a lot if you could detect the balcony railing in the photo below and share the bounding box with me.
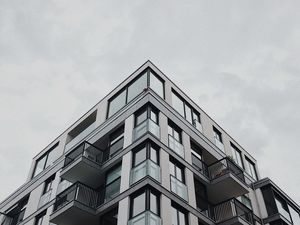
[64,141,103,168]
[170,175,188,201]
[38,189,52,208]
[214,138,225,152]
[128,211,161,225]
[133,119,160,141]
[168,135,184,158]
[65,123,96,151]
[53,182,98,212]
[213,199,256,224]
[191,154,209,177]
[193,119,203,133]
[208,157,245,183]
[130,160,161,185]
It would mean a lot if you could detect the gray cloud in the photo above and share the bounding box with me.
[0,0,300,204]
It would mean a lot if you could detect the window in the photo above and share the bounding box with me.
[213,127,222,143]
[168,122,182,143]
[245,157,257,180]
[191,142,202,161]
[288,205,300,225]
[32,142,59,178]
[231,143,244,169]
[133,142,159,167]
[171,204,187,225]
[195,179,209,214]
[171,90,201,129]
[169,160,184,183]
[275,194,291,222]
[6,196,29,225]
[135,105,159,127]
[105,164,121,201]
[35,210,47,225]
[107,70,165,118]
[43,175,55,194]
[241,195,252,210]
[108,126,124,157]
[130,189,160,218]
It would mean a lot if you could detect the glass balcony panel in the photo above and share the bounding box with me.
[168,135,184,158]
[214,138,224,152]
[130,160,161,184]
[128,211,161,225]
[38,189,52,208]
[170,176,188,201]
[133,119,160,141]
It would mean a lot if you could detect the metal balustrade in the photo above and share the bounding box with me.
[168,135,185,158]
[64,141,103,168]
[128,211,161,225]
[130,160,161,185]
[208,157,245,183]
[133,119,160,141]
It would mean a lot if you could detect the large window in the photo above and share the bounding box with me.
[171,90,201,129]
[108,126,124,158]
[245,157,257,180]
[130,189,160,219]
[133,142,159,167]
[135,105,159,127]
[288,205,300,225]
[171,204,187,225]
[169,160,185,183]
[32,142,59,178]
[107,70,164,118]
[105,164,121,201]
[168,122,182,143]
[231,143,244,169]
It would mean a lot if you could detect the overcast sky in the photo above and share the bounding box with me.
[0,0,299,204]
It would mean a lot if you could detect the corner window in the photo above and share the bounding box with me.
[245,157,257,180]
[241,195,252,210]
[108,90,127,118]
[150,71,164,98]
[231,143,244,169]
[127,73,148,103]
[133,142,159,167]
[135,105,159,127]
[32,142,59,178]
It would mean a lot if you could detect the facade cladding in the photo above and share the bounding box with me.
[0,61,299,225]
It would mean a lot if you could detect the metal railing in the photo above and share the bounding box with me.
[170,175,188,201]
[191,154,209,177]
[64,141,103,168]
[128,211,161,225]
[130,160,161,185]
[38,189,52,208]
[213,198,255,224]
[133,119,160,141]
[168,135,185,158]
[53,182,98,212]
[208,157,245,183]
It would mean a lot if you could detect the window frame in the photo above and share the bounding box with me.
[171,203,188,225]
[34,210,47,225]
[213,126,223,143]
[105,164,122,200]
[108,126,124,158]
[231,143,244,169]
[132,142,159,167]
[169,159,185,183]
[168,121,182,143]
[134,104,159,127]
[245,157,258,180]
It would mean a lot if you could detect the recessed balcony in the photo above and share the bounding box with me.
[207,158,248,203]
[213,199,261,225]
[61,141,104,188]
[128,211,161,225]
[168,135,185,158]
[133,119,160,141]
[50,182,98,225]
[130,160,161,185]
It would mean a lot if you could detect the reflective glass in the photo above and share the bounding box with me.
[134,147,147,166]
[106,165,121,185]
[150,147,158,164]
[108,90,126,117]
[150,192,158,214]
[132,192,146,217]
[136,111,147,126]
[172,92,185,117]
[288,205,300,225]
[33,156,46,177]
[128,73,147,102]
[150,72,164,98]
[185,105,193,124]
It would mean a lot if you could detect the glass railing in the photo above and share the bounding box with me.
[130,160,161,185]
[213,199,255,224]
[168,135,185,158]
[193,119,203,133]
[214,138,224,152]
[38,189,52,208]
[191,154,209,177]
[170,176,188,201]
[53,182,98,212]
[208,157,245,183]
[133,119,160,141]
[128,211,161,225]
[64,141,103,168]
[65,123,96,151]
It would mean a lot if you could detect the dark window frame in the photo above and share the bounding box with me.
[132,142,160,167]
[134,104,159,127]
[168,120,182,143]
[104,163,122,201]
[213,126,223,143]
[169,158,185,183]
[108,126,125,158]
[34,210,47,225]
[245,157,258,180]
[231,143,244,169]
[171,202,188,225]
[43,174,55,194]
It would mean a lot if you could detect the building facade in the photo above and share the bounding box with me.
[0,61,299,225]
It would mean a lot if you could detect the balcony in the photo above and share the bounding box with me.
[213,199,261,225]
[214,138,225,152]
[128,211,161,225]
[207,158,248,203]
[191,154,209,178]
[170,175,188,201]
[61,141,103,188]
[133,119,160,141]
[168,135,184,158]
[130,160,161,185]
[50,182,98,225]
[38,189,52,208]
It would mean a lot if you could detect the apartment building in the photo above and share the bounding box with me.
[0,61,299,225]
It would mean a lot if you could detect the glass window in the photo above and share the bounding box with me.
[168,122,182,143]
[109,127,124,157]
[150,110,158,123]
[135,105,159,127]
[231,143,244,169]
[105,165,121,201]
[150,192,158,214]
[241,195,252,210]
[106,165,121,185]
[170,161,184,183]
[133,147,147,166]
[33,156,47,177]
[288,205,300,225]
[150,146,158,164]
[108,90,127,118]
[245,157,257,180]
[172,92,185,117]
[275,195,291,222]
[213,127,222,143]
[43,175,55,194]
[133,142,159,167]
[127,73,148,102]
[135,110,147,126]
[185,104,193,124]
[172,205,187,225]
[132,192,146,217]
[35,211,46,225]
[150,72,164,98]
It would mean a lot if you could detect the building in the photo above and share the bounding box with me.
[0,61,299,225]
